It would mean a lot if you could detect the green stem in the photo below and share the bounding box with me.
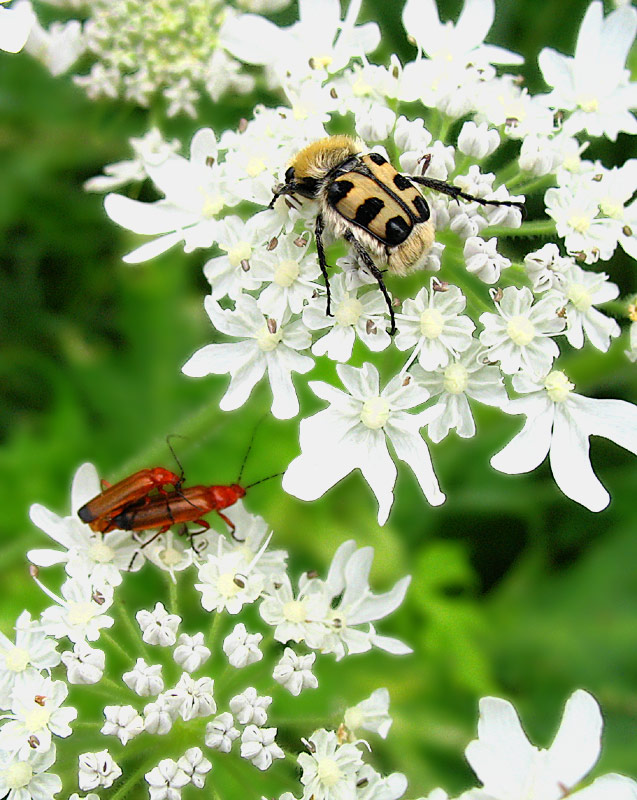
[113,599,154,663]
[496,160,523,185]
[512,173,555,196]
[109,756,158,800]
[101,629,135,664]
[208,611,224,653]
[484,219,557,238]
[166,570,179,617]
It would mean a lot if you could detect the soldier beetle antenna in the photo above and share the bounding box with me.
[236,413,269,485]
[244,472,285,490]
[165,434,188,488]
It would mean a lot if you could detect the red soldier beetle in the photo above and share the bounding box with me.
[106,473,282,551]
[77,437,185,533]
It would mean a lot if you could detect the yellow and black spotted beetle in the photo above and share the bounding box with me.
[269,135,524,334]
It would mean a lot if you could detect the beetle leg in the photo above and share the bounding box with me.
[101,479,112,490]
[192,518,211,532]
[268,182,296,209]
[138,528,168,549]
[343,230,396,335]
[409,175,526,216]
[315,213,334,318]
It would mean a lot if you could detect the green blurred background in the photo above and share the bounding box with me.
[1,0,636,794]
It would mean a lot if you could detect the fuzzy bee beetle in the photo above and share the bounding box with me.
[269,135,524,334]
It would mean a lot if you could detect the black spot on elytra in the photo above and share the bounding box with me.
[412,194,430,221]
[385,216,412,245]
[354,196,385,227]
[327,179,354,206]
[369,152,387,166]
[394,174,412,191]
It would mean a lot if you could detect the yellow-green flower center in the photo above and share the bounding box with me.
[200,192,225,218]
[67,602,97,627]
[282,599,306,624]
[255,325,282,352]
[25,705,51,732]
[599,197,622,219]
[360,396,390,429]
[506,315,536,346]
[89,540,115,563]
[335,296,364,326]
[577,94,599,113]
[217,572,241,598]
[225,241,252,268]
[274,259,300,288]
[5,647,30,672]
[343,707,363,729]
[6,762,33,789]
[420,308,445,339]
[316,757,342,786]
[545,370,575,403]
[159,546,184,567]
[246,157,266,177]
[567,282,592,311]
[568,214,591,234]
[443,363,469,394]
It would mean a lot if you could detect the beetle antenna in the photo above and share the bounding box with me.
[237,415,268,484]
[244,472,284,490]
[166,434,187,485]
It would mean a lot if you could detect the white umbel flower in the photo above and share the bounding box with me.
[195,544,265,615]
[183,295,313,420]
[491,370,637,511]
[136,603,181,647]
[553,264,620,351]
[173,633,210,674]
[177,747,212,790]
[165,674,216,722]
[303,274,390,362]
[240,725,284,771]
[78,750,122,791]
[524,243,572,293]
[143,694,177,736]
[298,728,364,800]
[145,758,189,800]
[464,237,511,284]
[395,281,475,370]
[344,688,392,739]
[273,648,318,696]
[39,577,114,644]
[61,642,104,685]
[479,287,565,375]
[122,659,164,696]
[223,623,263,668]
[1,673,76,756]
[205,712,240,753]
[0,744,61,800]
[0,610,60,707]
[538,1,637,140]
[229,687,272,726]
[283,363,444,525]
[411,340,508,442]
[101,705,144,746]
[457,121,500,159]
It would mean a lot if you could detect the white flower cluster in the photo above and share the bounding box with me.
[8,463,412,797]
[16,0,293,112]
[91,0,637,521]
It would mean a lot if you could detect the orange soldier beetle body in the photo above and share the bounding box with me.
[77,467,183,533]
[105,483,247,539]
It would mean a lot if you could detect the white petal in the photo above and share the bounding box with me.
[123,232,183,264]
[547,690,602,789]
[358,430,397,525]
[220,14,287,65]
[104,194,194,234]
[455,0,494,54]
[549,407,609,511]
[490,405,553,474]
[27,548,69,566]
[465,697,536,799]
[220,357,266,411]
[570,396,637,455]
[267,351,301,419]
[402,0,441,52]
[573,774,637,800]
[386,421,445,506]
[28,504,73,546]
[71,462,101,514]
[182,341,255,377]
